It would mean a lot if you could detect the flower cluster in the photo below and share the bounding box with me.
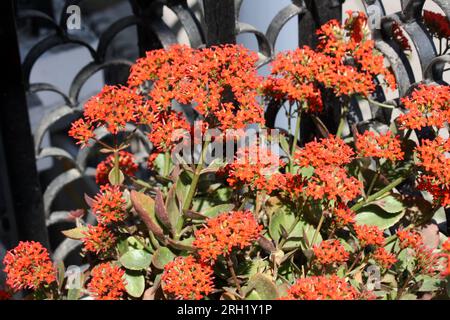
[2,241,56,292]
[227,145,285,194]
[354,224,385,247]
[372,247,397,270]
[293,136,362,204]
[82,224,117,256]
[129,44,264,132]
[397,84,450,130]
[423,10,450,40]
[415,137,450,207]
[396,229,443,276]
[69,86,143,147]
[391,22,412,54]
[442,239,450,277]
[87,262,126,300]
[312,240,349,266]
[265,11,396,107]
[96,151,138,185]
[281,275,360,300]
[355,130,404,161]
[161,256,215,300]
[193,211,262,264]
[91,184,127,224]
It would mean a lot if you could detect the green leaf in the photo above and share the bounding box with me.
[355,204,405,229]
[61,226,88,240]
[371,195,404,213]
[67,288,82,300]
[108,167,124,185]
[202,204,235,218]
[279,134,290,155]
[130,190,165,240]
[152,247,176,269]
[119,249,152,271]
[124,271,145,298]
[245,273,279,300]
[299,166,314,179]
[269,211,296,243]
[417,275,442,292]
[166,185,183,235]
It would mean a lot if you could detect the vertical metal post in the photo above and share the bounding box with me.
[0,0,49,248]
[202,0,236,46]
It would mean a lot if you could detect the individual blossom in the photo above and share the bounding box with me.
[415,137,450,207]
[422,10,450,40]
[91,184,127,225]
[372,247,397,270]
[96,151,138,185]
[280,275,360,300]
[87,262,126,300]
[82,224,117,256]
[68,118,95,147]
[227,144,285,194]
[312,240,349,266]
[193,211,262,264]
[2,241,56,292]
[355,130,404,161]
[397,84,450,130]
[294,135,355,168]
[354,224,385,247]
[305,165,362,204]
[161,256,215,300]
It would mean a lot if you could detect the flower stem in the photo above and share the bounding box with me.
[289,105,303,173]
[227,256,243,297]
[182,138,210,212]
[351,176,407,212]
[310,212,325,248]
[114,150,120,184]
[366,98,395,109]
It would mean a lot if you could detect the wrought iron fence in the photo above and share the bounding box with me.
[0,0,448,266]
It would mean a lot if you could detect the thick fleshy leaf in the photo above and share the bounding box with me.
[355,204,405,229]
[124,271,145,298]
[202,204,234,218]
[61,226,88,240]
[155,189,173,232]
[108,167,124,185]
[371,195,404,213]
[130,190,165,240]
[119,249,152,271]
[166,185,183,235]
[245,273,279,300]
[152,247,176,270]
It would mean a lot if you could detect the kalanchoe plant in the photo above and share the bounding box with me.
[2,12,450,300]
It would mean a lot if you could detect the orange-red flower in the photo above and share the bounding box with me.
[82,224,117,256]
[423,10,450,40]
[69,86,143,147]
[92,184,127,225]
[396,228,423,249]
[227,145,285,194]
[313,240,349,266]
[397,84,450,130]
[128,44,264,131]
[161,256,215,300]
[2,241,56,292]
[442,239,450,277]
[415,137,450,207]
[332,204,356,227]
[355,130,404,161]
[305,165,362,203]
[354,224,385,247]
[392,22,411,54]
[193,211,262,264]
[280,275,360,300]
[96,151,138,185]
[372,247,397,269]
[87,262,126,300]
[294,136,354,168]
